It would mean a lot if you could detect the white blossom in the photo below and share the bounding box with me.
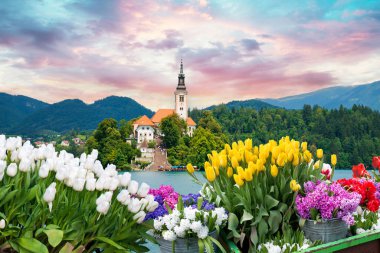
[43,182,57,212]
[128,198,142,213]
[39,164,50,178]
[162,230,177,241]
[190,221,202,233]
[133,211,146,224]
[137,182,150,198]
[85,178,96,191]
[174,225,186,238]
[184,207,196,220]
[119,172,131,187]
[197,226,209,239]
[0,219,5,229]
[117,189,131,205]
[6,163,17,177]
[128,180,139,195]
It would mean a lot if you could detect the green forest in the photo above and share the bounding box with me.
[165,104,380,169]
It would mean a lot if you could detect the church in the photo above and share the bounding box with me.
[133,60,197,145]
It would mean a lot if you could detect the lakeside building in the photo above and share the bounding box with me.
[133,60,196,146]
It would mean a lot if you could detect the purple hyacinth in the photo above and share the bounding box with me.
[296,181,361,225]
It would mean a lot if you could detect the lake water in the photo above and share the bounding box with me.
[132,169,352,252]
[131,169,352,195]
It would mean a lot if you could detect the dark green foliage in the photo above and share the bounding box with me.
[85,118,140,170]
[206,99,277,110]
[6,96,153,135]
[160,114,186,148]
[189,104,380,168]
[0,93,48,132]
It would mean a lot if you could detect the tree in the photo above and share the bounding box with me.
[160,114,186,148]
[85,118,140,170]
[197,111,223,134]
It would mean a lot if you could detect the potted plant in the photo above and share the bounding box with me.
[296,180,361,243]
[151,196,228,253]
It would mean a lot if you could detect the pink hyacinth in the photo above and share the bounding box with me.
[148,185,179,209]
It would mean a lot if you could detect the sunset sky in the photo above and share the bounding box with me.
[0,0,379,110]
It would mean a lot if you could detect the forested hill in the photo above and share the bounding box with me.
[206,99,277,110]
[3,95,153,135]
[0,93,48,132]
[189,104,380,168]
[261,81,380,110]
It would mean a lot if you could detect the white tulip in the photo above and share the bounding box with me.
[39,164,50,178]
[128,180,139,195]
[86,178,96,191]
[133,211,146,224]
[86,172,95,180]
[0,135,5,148]
[146,195,159,212]
[0,148,6,160]
[73,178,85,191]
[6,163,17,177]
[117,189,131,205]
[109,177,119,191]
[137,182,150,198]
[84,158,95,171]
[0,172,4,181]
[5,137,17,151]
[0,160,6,173]
[96,201,110,215]
[19,158,31,172]
[77,168,87,179]
[128,198,142,213]
[0,219,5,229]
[104,191,113,202]
[80,153,87,164]
[43,182,57,203]
[10,150,19,163]
[90,149,98,160]
[103,176,112,190]
[118,172,131,187]
[95,177,105,191]
[104,164,117,177]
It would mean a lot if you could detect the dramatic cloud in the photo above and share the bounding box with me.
[0,0,379,109]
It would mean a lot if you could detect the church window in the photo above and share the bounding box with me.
[179,95,184,102]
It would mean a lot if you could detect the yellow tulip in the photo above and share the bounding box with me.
[205,166,216,182]
[303,150,312,163]
[227,167,233,177]
[301,142,307,152]
[244,169,253,181]
[331,154,337,166]
[290,179,300,192]
[212,155,220,169]
[225,144,231,153]
[186,163,194,174]
[237,166,245,178]
[277,152,287,167]
[271,147,280,160]
[204,161,211,168]
[293,141,300,149]
[245,138,252,151]
[270,164,278,177]
[238,140,244,149]
[233,174,244,187]
[317,149,323,159]
[231,156,239,169]
[287,150,294,162]
[253,146,259,155]
[244,151,252,163]
[256,159,265,172]
[292,153,300,166]
[314,160,320,169]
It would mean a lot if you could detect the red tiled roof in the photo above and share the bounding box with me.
[134,115,155,126]
[151,109,175,123]
[186,117,196,126]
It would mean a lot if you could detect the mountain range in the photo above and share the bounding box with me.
[0,94,153,136]
[260,80,380,110]
[1,80,379,135]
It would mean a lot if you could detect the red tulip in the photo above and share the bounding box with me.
[372,156,380,170]
[352,163,371,178]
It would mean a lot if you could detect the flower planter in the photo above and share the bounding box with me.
[156,230,217,253]
[302,218,348,243]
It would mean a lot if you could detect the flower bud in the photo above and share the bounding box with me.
[86,178,96,191]
[6,163,17,177]
[39,164,50,178]
[133,211,146,224]
[128,180,139,195]
[96,201,110,215]
[117,189,131,205]
[0,219,5,229]
[137,182,150,198]
[119,172,131,187]
[128,197,142,213]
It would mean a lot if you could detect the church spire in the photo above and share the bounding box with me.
[177,59,185,89]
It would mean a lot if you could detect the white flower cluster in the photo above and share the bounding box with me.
[0,135,158,223]
[153,206,228,241]
[258,240,311,253]
[355,210,380,234]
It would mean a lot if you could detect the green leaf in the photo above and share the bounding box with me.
[250,226,258,245]
[14,238,48,253]
[240,210,253,224]
[258,219,268,242]
[310,208,318,220]
[268,210,282,234]
[278,203,288,214]
[198,239,205,253]
[228,213,239,231]
[209,236,227,253]
[265,195,279,210]
[177,195,184,212]
[95,236,126,250]
[43,229,63,247]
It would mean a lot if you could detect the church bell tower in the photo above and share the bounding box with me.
[174,59,188,120]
